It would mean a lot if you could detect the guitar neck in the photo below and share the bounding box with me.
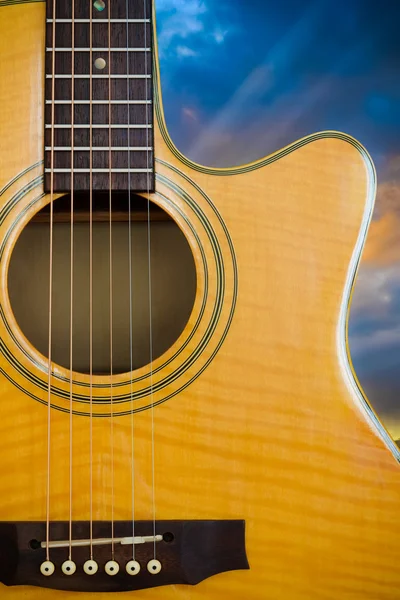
[44,0,155,193]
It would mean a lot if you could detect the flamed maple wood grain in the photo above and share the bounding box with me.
[0,2,399,600]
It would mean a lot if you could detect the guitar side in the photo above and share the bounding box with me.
[0,2,400,600]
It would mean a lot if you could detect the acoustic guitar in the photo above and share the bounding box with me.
[0,0,399,598]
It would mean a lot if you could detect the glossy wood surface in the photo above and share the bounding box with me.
[0,2,399,599]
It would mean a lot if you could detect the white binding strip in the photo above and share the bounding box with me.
[46,47,150,52]
[46,18,150,22]
[46,74,150,78]
[45,100,152,104]
[45,146,153,151]
[336,137,400,462]
[45,168,152,173]
[45,124,151,128]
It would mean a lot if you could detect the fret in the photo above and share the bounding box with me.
[45,169,152,173]
[45,100,152,105]
[46,23,151,49]
[46,74,151,79]
[46,54,150,78]
[45,104,152,125]
[46,48,151,52]
[44,173,154,192]
[47,53,150,77]
[45,78,152,101]
[46,0,151,20]
[45,128,154,147]
[45,125,152,129]
[46,19,151,23]
[46,149,153,169]
[45,147,153,151]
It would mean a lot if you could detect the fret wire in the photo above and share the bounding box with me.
[46,19,151,22]
[45,147,153,150]
[45,100,152,104]
[45,168,153,173]
[46,48,151,52]
[46,74,151,78]
[45,124,152,128]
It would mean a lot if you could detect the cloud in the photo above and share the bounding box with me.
[156,0,207,56]
[350,321,400,358]
[362,208,400,265]
[349,155,400,395]
[373,181,400,220]
[350,159,400,317]
[351,265,399,317]
[212,28,230,44]
[380,154,400,180]
[176,45,199,58]
[156,0,233,59]
[186,65,275,162]
[347,155,400,269]
[183,1,348,165]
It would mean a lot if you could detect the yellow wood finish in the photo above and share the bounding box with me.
[1,2,399,599]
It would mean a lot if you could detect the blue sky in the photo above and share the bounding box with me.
[156,0,400,439]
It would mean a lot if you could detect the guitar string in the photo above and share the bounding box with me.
[68,0,76,562]
[45,0,57,563]
[143,0,157,560]
[125,0,136,562]
[89,0,94,561]
[108,0,115,560]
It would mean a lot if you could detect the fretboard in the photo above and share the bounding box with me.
[44,0,154,193]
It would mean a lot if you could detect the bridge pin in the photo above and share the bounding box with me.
[83,559,98,575]
[126,560,141,575]
[40,560,55,576]
[61,560,76,575]
[147,559,162,574]
[105,560,120,576]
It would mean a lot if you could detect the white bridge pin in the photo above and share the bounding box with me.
[83,559,98,575]
[61,560,76,575]
[40,561,55,576]
[147,559,162,574]
[105,560,119,576]
[126,560,141,575]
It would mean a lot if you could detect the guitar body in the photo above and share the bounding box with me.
[1,2,399,599]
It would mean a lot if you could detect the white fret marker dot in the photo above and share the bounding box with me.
[147,559,162,575]
[94,58,107,70]
[40,561,55,576]
[94,0,105,11]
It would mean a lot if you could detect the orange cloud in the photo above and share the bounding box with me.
[363,209,400,266]
[361,168,400,266]
[381,154,400,181]
[374,181,400,218]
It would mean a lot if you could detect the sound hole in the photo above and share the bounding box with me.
[8,192,196,375]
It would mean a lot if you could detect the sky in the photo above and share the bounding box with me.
[155,0,400,440]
